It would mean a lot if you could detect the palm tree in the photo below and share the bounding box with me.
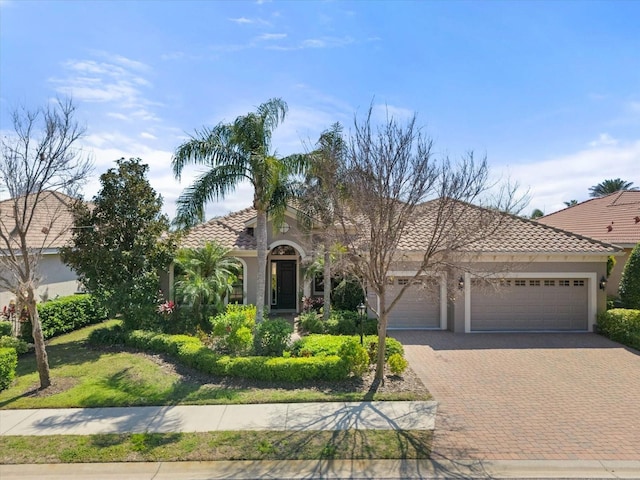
[174,241,240,327]
[588,178,637,197]
[297,123,346,320]
[564,200,578,207]
[172,98,305,321]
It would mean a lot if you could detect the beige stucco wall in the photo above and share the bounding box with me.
[0,253,80,308]
[607,247,632,297]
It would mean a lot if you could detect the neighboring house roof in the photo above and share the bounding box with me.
[0,191,76,251]
[182,200,620,255]
[181,207,258,250]
[537,191,640,247]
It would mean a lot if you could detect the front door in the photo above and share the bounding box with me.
[272,260,297,310]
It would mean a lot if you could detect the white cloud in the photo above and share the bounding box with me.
[230,16,253,24]
[257,33,287,41]
[49,53,160,127]
[500,140,640,215]
[588,133,618,147]
[140,132,157,140]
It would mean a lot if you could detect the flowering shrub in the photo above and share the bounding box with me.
[301,296,324,313]
[157,300,176,315]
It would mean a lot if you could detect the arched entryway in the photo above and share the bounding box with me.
[268,242,302,312]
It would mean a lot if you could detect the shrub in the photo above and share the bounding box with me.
[337,338,369,376]
[388,353,409,375]
[365,336,404,364]
[210,307,256,356]
[597,308,640,350]
[619,243,640,309]
[325,310,357,335]
[298,312,325,334]
[0,347,18,391]
[291,334,345,357]
[0,321,11,337]
[331,277,364,311]
[87,323,127,346]
[254,318,293,357]
[0,336,30,355]
[20,295,108,342]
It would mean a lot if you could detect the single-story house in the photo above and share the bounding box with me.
[537,191,640,297]
[0,191,83,307]
[178,200,621,333]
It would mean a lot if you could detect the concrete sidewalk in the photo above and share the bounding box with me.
[2,459,640,479]
[0,401,437,436]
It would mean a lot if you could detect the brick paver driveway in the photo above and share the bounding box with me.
[392,331,640,461]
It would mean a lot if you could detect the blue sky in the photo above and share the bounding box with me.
[1,0,638,219]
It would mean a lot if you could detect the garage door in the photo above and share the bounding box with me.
[471,278,588,331]
[385,277,441,329]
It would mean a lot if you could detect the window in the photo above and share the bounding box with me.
[271,245,296,256]
[398,278,409,286]
[544,280,555,287]
[229,273,244,304]
[313,273,324,295]
[515,280,526,286]
[271,262,277,305]
[529,280,541,286]
[559,280,570,287]
[573,280,585,287]
[499,279,512,287]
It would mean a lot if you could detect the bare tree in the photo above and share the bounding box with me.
[332,107,519,382]
[0,98,92,388]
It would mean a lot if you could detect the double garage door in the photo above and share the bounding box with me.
[470,278,588,331]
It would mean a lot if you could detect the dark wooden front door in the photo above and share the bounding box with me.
[275,260,296,309]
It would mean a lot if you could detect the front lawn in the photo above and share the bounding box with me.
[0,321,430,409]
[0,430,432,463]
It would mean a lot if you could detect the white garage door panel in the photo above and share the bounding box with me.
[386,279,440,329]
[471,279,588,331]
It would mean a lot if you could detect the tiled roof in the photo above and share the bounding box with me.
[180,207,258,250]
[182,200,620,255]
[398,200,619,254]
[0,191,76,251]
[537,191,640,246]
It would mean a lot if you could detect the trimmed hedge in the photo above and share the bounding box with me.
[291,334,403,359]
[0,347,18,391]
[20,295,108,342]
[0,321,12,337]
[299,310,378,336]
[597,308,640,351]
[88,325,351,382]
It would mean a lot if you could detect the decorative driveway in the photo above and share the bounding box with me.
[391,331,640,461]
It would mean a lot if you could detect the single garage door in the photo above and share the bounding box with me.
[385,277,441,329]
[470,278,588,331]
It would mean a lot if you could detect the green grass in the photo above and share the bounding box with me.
[0,321,430,409]
[0,430,432,463]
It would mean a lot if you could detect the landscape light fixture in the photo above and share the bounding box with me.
[356,302,366,346]
[599,275,607,291]
[458,276,465,290]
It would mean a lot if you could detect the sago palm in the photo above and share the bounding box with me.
[172,98,306,321]
[174,241,240,326]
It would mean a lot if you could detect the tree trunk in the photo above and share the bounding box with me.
[26,287,51,389]
[255,209,267,322]
[323,240,331,321]
[376,290,387,383]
